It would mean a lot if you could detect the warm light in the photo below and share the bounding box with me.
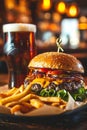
[49,23,59,32]
[56,1,66,14]
[78,23,87,30]
[19,0,28,13]
[68,4,78,17]
[42,0,51,10]
[79,16,87,30]
[5,0,16,9]
[52,13,61,22]
[79,16,87,23]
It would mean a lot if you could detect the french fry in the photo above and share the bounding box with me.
[6,87,17,95]
[51,102,66,109]
[30,99,43,108]
[0,83,32,105]
[11,104,21,114]
[21,102,34,109]
[13,85,24,95]
[0,80,67,115]
[21,102,35,112]
[11,102,34,114]
[0,93,8,98]
[37,96,65,103]
[19,94,37,102]
[51,102,60,107]
[5,101,19,107]
[0,87,17,98]
[19,94,66,109]
[59,104,66,109]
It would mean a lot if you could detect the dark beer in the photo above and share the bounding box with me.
[3,23,37,88]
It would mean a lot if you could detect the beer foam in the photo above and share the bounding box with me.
[3,23,36,32]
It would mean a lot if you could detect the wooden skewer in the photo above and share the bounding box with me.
[56,38,64,53]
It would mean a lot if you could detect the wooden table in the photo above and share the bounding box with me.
[0,74,87,130]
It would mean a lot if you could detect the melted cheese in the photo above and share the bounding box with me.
[54,79,63,85]
[31,78,63,88]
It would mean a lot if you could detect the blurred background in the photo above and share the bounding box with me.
[0,0,87,75]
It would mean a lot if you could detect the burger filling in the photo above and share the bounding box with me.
[24,68,87,102]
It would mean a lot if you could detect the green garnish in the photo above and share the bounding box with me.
[39,88,68,101]
[39,89,49,97]
[31,83,87,102]
[39,89,56,97]
[57,89,68,101]
[48,89,56,96]
[72,87,87,101]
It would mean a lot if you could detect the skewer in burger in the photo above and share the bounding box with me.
[24,52,87,102]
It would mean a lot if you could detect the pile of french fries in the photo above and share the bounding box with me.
[0,83,67,115]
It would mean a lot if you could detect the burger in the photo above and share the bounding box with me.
[24,52,87,102]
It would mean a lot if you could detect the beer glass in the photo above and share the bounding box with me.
[3,23,37,88]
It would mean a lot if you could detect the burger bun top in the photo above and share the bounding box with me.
[28,52,84,73]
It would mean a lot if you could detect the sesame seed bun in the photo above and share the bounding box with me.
[28,52,84,73]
